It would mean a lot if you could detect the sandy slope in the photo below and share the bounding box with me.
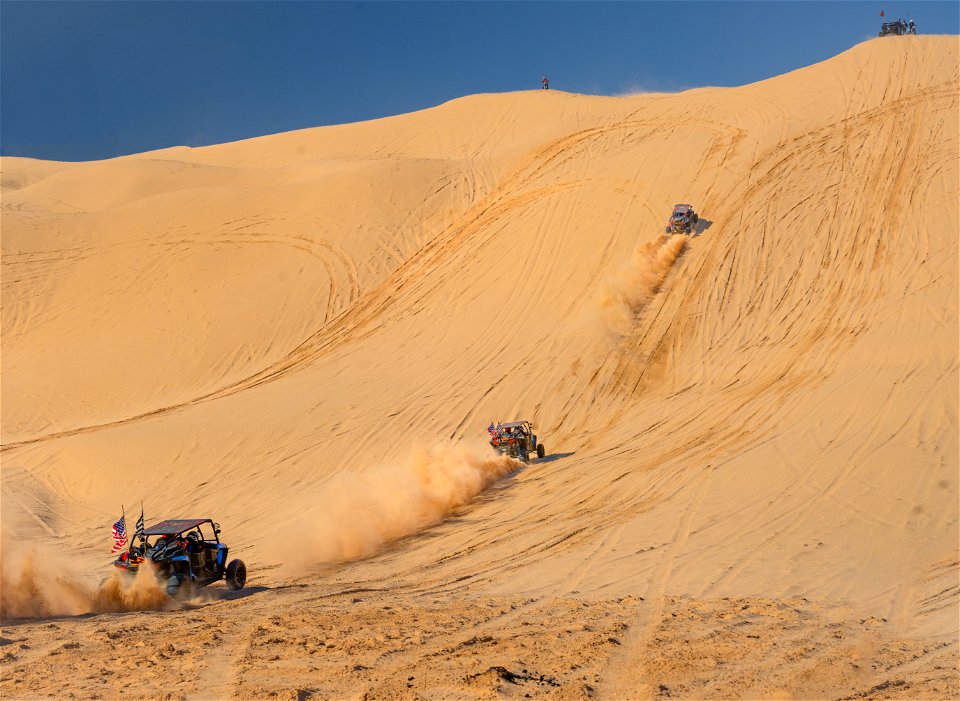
[2,36,957,700]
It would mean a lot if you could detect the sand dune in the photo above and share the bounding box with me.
[1,36,957,699]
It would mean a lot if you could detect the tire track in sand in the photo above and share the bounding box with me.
[597,469,714,698]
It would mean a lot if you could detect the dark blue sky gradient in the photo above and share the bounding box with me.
[2,1,958,161]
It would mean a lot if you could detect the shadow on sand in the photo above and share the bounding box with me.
[692,218,713,237]
[210,584,270,603]
[535,451,575,465]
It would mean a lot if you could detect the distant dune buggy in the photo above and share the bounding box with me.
[879,19,915,36]
[113,518,246,597]
[666,204,699,234]
[489,421,546,463]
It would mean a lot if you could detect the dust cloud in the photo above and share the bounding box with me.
[1,545,171,619]
[282,445,521,571]
[90,567,172,613]
[598,233,688,336]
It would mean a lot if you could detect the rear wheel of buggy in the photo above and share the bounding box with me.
[167,575,190,598]
[537,444,546,459]
[226,559,247,590]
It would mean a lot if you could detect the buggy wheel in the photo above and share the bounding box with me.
[519,449,529,463]
[537,444,546,459]
[665,226,671,234]
[226,559,247,591]
[166,575,190,598]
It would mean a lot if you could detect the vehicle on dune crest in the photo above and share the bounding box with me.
[488,421,546,463]
[666,204,699,234]
[879,19,916,36]
[113,518,246,596]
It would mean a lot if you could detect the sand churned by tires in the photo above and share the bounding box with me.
[598,233,689,336]
[279,447,521,570]
[1,544,170,618]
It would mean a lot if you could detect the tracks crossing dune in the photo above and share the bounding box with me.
[1,37,958,699]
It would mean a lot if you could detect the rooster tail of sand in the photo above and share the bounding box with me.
[598,233,688,336]
[280,445,520,572]
[91,565,171,613]
[1,547,170,619]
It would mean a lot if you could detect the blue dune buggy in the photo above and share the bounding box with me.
[114,518,246,596]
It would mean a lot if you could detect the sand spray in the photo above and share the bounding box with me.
[597,233,688,336]
[2,445,519,614]
[0,545,171,619]
[281,444,521,572]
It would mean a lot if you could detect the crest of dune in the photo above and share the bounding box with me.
[1,36,957,698]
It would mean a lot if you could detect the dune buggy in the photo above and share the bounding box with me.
[113,518,246,597]
[666,204,699,234]
[879,19,915,36]
[489,420,546,463]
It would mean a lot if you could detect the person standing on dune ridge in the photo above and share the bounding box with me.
[542,75,549,89]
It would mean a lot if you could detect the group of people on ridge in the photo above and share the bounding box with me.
[896,18,917,34]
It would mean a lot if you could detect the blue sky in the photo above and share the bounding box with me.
[2,1,958,162]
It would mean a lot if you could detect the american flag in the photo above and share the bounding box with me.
[111,515,127,553]
[135,510,145,540]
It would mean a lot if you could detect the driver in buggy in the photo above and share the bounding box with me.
[671,209,689,229]
[151,534,170,555]
[150,533,187,559]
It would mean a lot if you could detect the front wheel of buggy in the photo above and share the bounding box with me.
[537,444,546,459]
[226,559,247,591]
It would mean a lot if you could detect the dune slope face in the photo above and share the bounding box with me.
[2,37,957,699]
